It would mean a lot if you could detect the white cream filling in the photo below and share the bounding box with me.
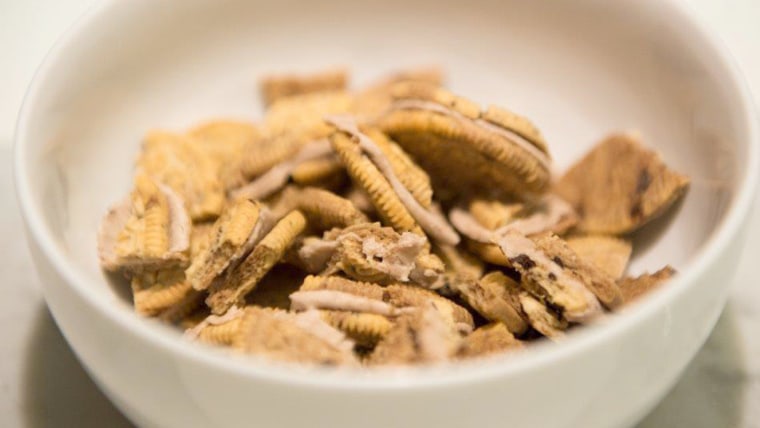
[290,290,402,316]
[448,194,576,243]
[97,197,131,269]
[184,306,245,340]
[288,309,355,353]
[360,232,427,282]
[157,183,191,255]
[231,139,333,201]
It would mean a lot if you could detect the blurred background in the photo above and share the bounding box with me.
[0,0,758,427]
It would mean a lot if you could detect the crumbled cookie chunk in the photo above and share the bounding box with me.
[555,134,689,234]
[206,210,307,314]
[232,307,358,366]
[131,267,200,318]
[452,271,527,334]
[519,293,568,339]
[99,173,191,272]
[259,68,348,107]
[368,302,461,365]
[319,310,393,346]
[188,120,259,167]
[272,186,368,231]
[137,131,225,220]
[496,231,603,322]
[618,266,676,303]
[458,323,523,359]
[566,235,632,279]
[186,200,271,291]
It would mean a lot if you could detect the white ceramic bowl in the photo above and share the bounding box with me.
[14,0,759,427]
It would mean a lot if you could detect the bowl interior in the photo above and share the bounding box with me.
[19,0,750,321]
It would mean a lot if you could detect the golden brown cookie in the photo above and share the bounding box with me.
[384,283,474,331]
[618,266,676,303]
[452,271,528,335]
[185,200,271,291]
[131,267,199,318]
[187,120,259,167]
[230,139,334,201]
[232,307,358,366]
[518,293,568,339]
[206,210,307,314]
[378,83,551,201]
[554,134,690,234]
[272,186,369,231]
[327,116,459,245]
[324,223,444,288]
[368,302,460,365]
[137,131,225,220]
[259,68,348,107]
[290,155,347,189]
[350,66,445,124]
[531,233,622,309]
[495,231,603,322]
[319,310,393,346]
[330,128,422,235]
[457,323,523,359]
[99,173,191,272]
[468,199,526,230]
[566,235,632,279]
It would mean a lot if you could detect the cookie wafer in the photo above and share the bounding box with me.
[137,131,224,220]
[555,134,689,234]
[206,210,307,314]
[99,173,191,272]
[379,83,551,201]
[457,323,523,359]
[619,266,676,303]
[259,68,348,107]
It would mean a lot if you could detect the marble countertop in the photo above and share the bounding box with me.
[1,0,759,427]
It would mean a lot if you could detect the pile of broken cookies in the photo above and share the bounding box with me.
[97,67,689,367]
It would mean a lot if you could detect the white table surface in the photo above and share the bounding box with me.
[1,1,759,427]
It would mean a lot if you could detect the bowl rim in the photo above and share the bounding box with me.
[13,0,760,389]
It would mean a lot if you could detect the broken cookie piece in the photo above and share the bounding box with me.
[137,131,225,220]
[368,302,461,365]
[618,266,676,303]
[206,210,307,314]
[566,235,632,279]
[451,271,528,335]
[518,292,568,339]
[555,134,690,235]
[319,310,393,346]
[98,173,191,272]
[457,323,523,359]
[186,199,273,291]
[496,231,603,322]
[232,307,358,366]
[327,116,459,245]
[378,82,551,201]
[259,68,349,107]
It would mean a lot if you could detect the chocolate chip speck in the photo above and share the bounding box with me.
[552,256,564,268]
[636,168,652,193]
[382,290,391,302]
[510,254,536,270]
[548,272,557,281]
[630,201,643,219]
